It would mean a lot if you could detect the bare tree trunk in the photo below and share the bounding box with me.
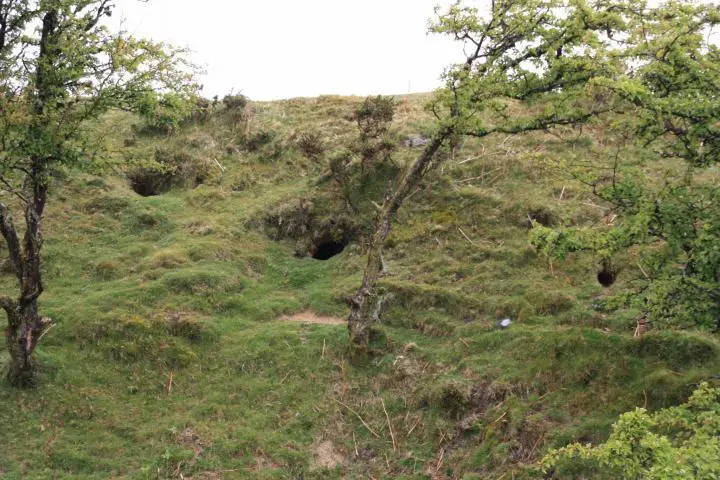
[1,169,52,387]
[5,299,50,386]
[348,132,449,359]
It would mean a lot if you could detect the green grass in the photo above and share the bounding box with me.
[0,95,717,479]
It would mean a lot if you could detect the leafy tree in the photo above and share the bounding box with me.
[530,0,720,331]
[542,382,720,479]
[0,0,197,386]
[347,0,628,357]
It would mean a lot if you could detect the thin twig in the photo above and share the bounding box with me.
[407,416,422,436]
[492,411,507,424]
[457,226,477,246]
[167,372,174,395]
[436,449,445,472]
[380,397,396,451]
[457,155,481,165]
[352,431,359,457]
[637,262,651,281]
[37,323,56,343]
[334,398,380,438]
[321,338,326,360]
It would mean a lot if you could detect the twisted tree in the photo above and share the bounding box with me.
[347,0,631,357]
[0,0,197,386]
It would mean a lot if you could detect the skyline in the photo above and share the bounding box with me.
[112,0,470,100]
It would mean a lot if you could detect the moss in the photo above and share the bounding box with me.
[629,331,719,369]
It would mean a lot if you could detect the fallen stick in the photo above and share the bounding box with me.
[436,449,445,472]
[457,226,477,246]
[333,398,380,438]
[380,397,397,451]
[407,416,422,436]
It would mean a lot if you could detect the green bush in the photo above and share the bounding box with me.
[542,382,720,479]
[137,92,195,135]
[355,95,396,139]
[126,147,212,196]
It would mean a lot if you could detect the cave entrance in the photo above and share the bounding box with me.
[127,171,171,197]
[130,180,161,197]
[597,266,616,287]
[311,239,347,260]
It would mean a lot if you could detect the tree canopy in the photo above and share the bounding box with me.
[530,0,720,330]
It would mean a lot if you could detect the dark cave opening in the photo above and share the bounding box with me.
[130,180,162,197]
[597,268,616,287]
[311,240,347,260]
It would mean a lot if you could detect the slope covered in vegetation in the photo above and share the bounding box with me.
[0,93,717,479]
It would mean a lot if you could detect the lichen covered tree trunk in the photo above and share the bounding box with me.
[1,175,52,387]
[5,300,51,386]
[348,133,449,359]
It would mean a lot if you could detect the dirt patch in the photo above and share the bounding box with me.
[281,311,345,326]
[254,454,279,470]
[312,440,346,470]
[176,426,210,460]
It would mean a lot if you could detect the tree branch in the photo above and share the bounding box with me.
[0,202,21,279]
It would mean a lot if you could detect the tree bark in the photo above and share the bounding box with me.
[1,178,52,387]
[348,132,449,359]
[1,8,58,386]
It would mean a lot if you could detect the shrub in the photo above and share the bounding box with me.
[352,96,398,172]
[355,95,396,139]
[222,93,248,111]
[296,130,326,160]
[542,382,720,479]
[137,92,195,135]
[222,93,251,132]
[126,148,212,196]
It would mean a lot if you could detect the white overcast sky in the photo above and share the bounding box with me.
[112,0,472,100]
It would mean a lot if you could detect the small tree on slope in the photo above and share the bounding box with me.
[347,0,631,358]
[0,0,197,387]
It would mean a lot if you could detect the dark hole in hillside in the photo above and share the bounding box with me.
[527,208,557,228]
[130,181,161,197]
[128,173,171,197]
[597,268,616,287]
[311,240,347,260]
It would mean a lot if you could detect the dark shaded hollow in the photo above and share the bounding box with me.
[597,268,616,287]
[527,208,557,228]
[130,181,161,197]
[311,240,346,260]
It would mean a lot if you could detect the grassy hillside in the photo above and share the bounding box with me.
[0,94,718,479]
